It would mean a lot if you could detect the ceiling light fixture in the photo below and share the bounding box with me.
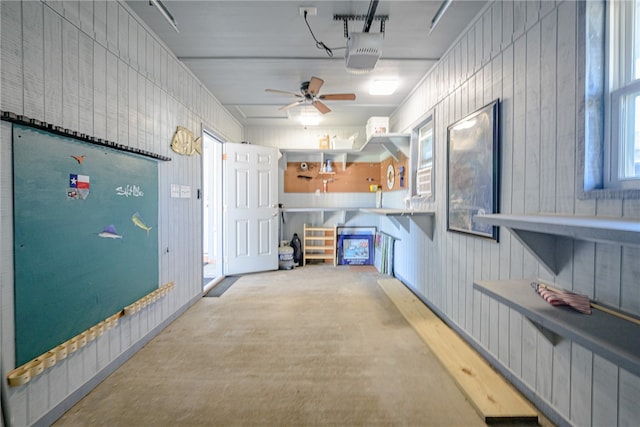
[369,80,398,95]
[299,109,321,126]
[149,0,180,34]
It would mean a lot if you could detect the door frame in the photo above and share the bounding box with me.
[202,129,224,293]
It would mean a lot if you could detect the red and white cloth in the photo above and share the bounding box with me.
[531,282,592,314]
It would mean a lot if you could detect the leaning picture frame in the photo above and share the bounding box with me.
[446,100,500,240]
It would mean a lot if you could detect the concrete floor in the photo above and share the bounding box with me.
[54,265,490,426]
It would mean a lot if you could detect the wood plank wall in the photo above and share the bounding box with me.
[0,1,242,425]
[388,1,640,426]
[248,1,640,426]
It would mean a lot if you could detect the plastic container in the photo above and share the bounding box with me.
[366,116,389,141]
[278,241,294,270]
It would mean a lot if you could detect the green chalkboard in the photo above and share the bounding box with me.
[13,124,159,366]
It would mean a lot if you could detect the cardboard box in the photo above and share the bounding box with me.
[318,134,330,150]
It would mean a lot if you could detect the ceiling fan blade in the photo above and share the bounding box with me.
[312,100,331,114]
[307,77,324,96]
[266,89,303,98]
[279,100,304,111]
[319,93,356,101]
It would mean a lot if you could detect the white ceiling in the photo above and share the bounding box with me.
[126,1,487,128]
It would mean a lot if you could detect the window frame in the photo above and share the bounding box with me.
[410,112,435,199]
[603,0,640,190]
[581,0,640,199]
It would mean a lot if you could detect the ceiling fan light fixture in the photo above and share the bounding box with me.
[299,110,321,126]
[345,32,383,74]
[369,80,398,95]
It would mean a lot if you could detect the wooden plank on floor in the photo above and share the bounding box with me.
[378,278,538,424]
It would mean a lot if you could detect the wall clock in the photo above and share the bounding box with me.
[386,163,395,189]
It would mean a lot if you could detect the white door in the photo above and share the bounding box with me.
[224,142,279,275]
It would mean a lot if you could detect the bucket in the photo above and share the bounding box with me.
[278,241,294,270]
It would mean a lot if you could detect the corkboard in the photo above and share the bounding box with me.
[284,162,381,193]
[380,153,409,191]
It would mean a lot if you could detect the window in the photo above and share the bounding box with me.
[605,0,640,189]
[416,115,434,197]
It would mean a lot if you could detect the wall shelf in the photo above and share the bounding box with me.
[279,133,410,170]
[474,214,640,275]
[281,207,361,225]
[474,279,640,378]
[360,209,435,238]
[365,133,411,161]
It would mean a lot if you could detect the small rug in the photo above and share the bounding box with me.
[204,276,240,297]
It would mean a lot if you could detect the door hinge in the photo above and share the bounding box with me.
[222,153,227,160]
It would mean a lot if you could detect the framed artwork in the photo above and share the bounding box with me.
[446,100,500,240]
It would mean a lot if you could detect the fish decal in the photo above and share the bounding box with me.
[132,212,152,235]
[98,225,123,240]
[71,155,86,164]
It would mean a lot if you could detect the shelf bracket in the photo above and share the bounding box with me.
[380,141,399,161]
[508,229,561,275]
[388,215,410,233]
[411,215,434,239]
[527,318,562,346]
[339,153,348,171]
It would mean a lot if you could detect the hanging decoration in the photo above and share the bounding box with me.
[170,126,202,156]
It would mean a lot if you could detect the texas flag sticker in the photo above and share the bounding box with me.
[69,174,90,189]
[69,174,90,199]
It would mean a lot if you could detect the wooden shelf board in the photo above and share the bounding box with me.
[304,254,335,259]
[360,209,435,238]
[378,278,538,423]
[474,279,640,378]
[475,214,640,246]
[474,214,640,274]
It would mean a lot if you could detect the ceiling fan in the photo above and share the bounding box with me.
[265,76,356,114]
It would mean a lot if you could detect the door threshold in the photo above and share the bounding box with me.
[203,276,225,295]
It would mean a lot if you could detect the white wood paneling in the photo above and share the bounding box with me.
[592,354,618,426]
[358,1,638,421]
[539,9,558,213]
[62,19,79,131]
[44,6,63,125]
[619,369,640,426]
[23,1,45,119]
[571,344,593,427]
[93,42,107,140]
[555,1,577,214]
[0,1,242,425]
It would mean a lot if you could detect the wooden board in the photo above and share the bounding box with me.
[378,278,539,424]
